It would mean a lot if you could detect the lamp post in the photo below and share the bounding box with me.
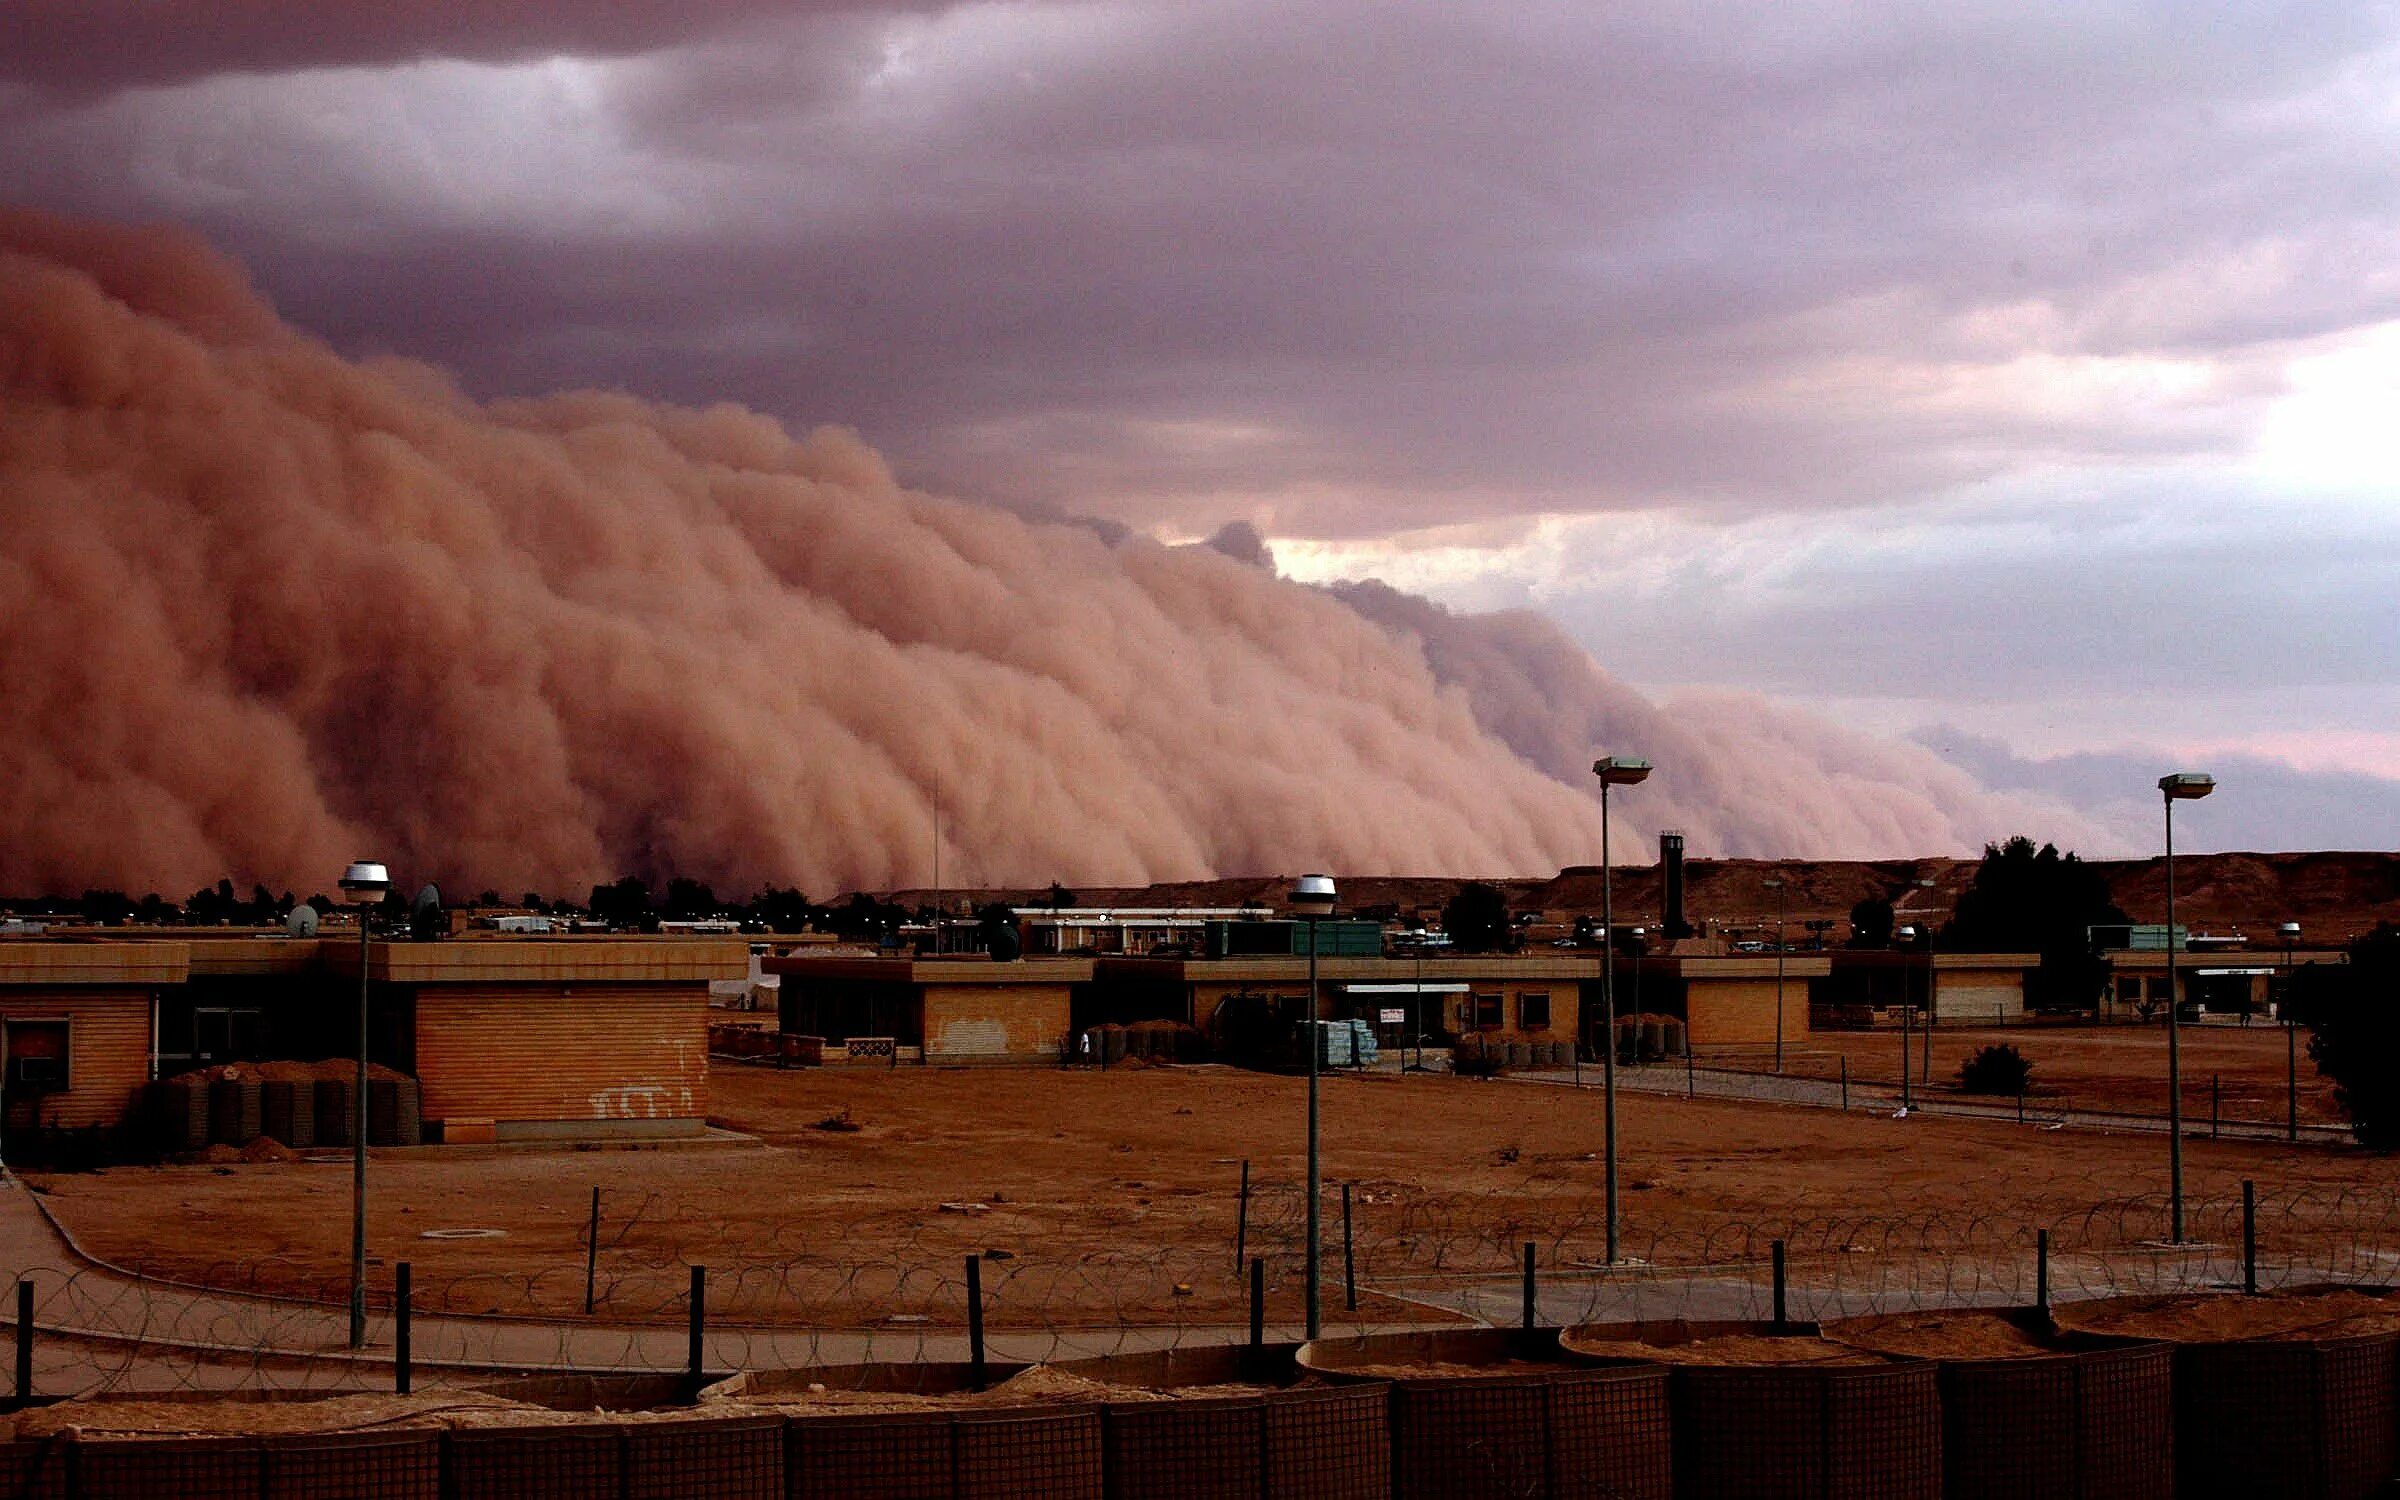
[1763,878,1788,1072]
[1916,877,1937,1075]
[338,860,390,1351]
[1291,873,1337,1339]
[2159,773,2214,1243]
[1591,757,1652,1265]
[2281,921,2301,1141]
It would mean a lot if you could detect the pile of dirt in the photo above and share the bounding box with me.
[728,1364,1280,1415]
[2057,1290,2400,1343]
[176,1060,411,1085]
[1567,1332,1890,1367]
[7,1392,551,1440]
[1321,1357,1571,1381]
[1828,1312,2055,1361]
[237,1137,299,1165]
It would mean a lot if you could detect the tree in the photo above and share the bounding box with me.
[1442,882,1512,953]
[1046,882,1077,910]
[2293,926,2400,1149]
[663,877,719,919]
[1943,837,2126,1009]
[1847,896,1894,949]
[976,902,1022,960]
[588,876,655,931]
[77,890,134,926]
[747,887,818,933]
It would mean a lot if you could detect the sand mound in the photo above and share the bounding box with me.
[1828,1311,2053,1361]
[1567,1333,1889,1367]
[2057,1290,2400,1343]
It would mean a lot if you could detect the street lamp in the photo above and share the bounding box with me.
[1763,877,1788,1072]
[337,859,390,1351]
[1291,873,1337,1339]
[1591,756,1652,1265]
[2281,921,2302,1141]
[2159,772,2214,1243]
[1915,876,1937,1077]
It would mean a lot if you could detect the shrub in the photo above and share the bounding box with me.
[2294,926,2400,1149]
[1450,1040,1503,1078]
[1958,1043,2033,1095]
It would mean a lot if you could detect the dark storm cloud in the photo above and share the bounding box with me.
[5,2,2395,534]
[0,2,942,98]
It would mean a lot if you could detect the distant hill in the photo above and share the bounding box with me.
[878,849,2400,945]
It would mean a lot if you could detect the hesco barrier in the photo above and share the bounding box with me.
[1054,1343,1389,1500]
[258,1081,316,1151]
[1559,1320,1939,1500]
[622,1415,780,1500]
[2172,1331,2399,1500]
[1826,1312,2173,1500]
[261,1429,440,1500]
[1300,1327,1671,1500]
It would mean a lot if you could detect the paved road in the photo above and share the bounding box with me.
[1510,1063,2350,1146]
[0,1176,1387,1397]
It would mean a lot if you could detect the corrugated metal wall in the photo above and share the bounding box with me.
[0,990,150,1128]
[413,985,707,1127]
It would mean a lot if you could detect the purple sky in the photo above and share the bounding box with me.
[5,1,2397,852]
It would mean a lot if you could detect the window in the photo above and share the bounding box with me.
[3,1019,71,1092]
[1518,992,1551,1031]
[1471,993,1503,1030]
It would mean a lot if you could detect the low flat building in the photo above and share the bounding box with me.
[0,935,743,1142]
[0,941,187,1133]
[769,955,1096,1064]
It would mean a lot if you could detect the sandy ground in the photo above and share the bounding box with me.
[25,1056,2398,1328]
[1701,1020,2344,1126]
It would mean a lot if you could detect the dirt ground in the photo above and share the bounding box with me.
[1701,1019,2345,1126]
[28,1047,2399,1330]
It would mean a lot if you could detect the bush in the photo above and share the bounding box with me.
[1450,1040,1503,1078]
[2294,926,2400,1149]
[1958,1043,2033,1095]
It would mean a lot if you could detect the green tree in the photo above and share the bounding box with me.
[1442,882,1512,953]
[2293,926,2400,1149]
[1944,837,2126,1009]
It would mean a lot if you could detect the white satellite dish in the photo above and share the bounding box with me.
[286,905,321,937]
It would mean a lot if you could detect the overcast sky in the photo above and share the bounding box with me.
[5,1,2395,852]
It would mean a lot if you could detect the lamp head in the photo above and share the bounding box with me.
[1289,873,1337,918]
[337,861,391,905]
[1591,756,1654,787]
[2158,772,2216,801]
[2280,921,2302,939]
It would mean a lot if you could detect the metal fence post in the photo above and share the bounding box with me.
[687,1265,706,1384]
[395,1262,412,1394]
[2212,1075,2221,1140]
[1249,1258,1265,1350]
[1342,1182,1357,1313]
[1235,1160,1249,1274]
[583,1187,600,1315]
[1522,1243,1536,1331]
[2243,1180,2258,1296]
[966,1256,987,1389]
[2288,1022,2300,1143]
[13,1280,28,1403]
[1771,1241,1787,1330]
[2035,1229,2049,1316]
[1685,1044,1695,1099]
[1840,1056,1848,1111]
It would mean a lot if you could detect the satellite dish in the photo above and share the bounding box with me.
[988,925,1022,962]
[410,883,445,942]
[285,906,320,937]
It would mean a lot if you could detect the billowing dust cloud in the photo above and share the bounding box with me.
[0,211,2101,899]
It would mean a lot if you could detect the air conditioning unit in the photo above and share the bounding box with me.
[7,1055,63,1090]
